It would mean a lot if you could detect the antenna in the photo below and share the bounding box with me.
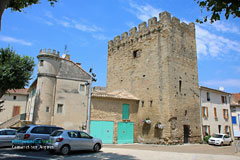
[64,45,69,54]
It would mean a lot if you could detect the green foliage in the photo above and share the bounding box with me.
[0,47,35,97]
[195,0,240,23]
[203,135,211,142]
[6,0,58,12]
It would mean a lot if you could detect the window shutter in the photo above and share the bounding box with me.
[122,104,129,120]
[226,110,229,119]
[214,108,217,118]
[223,109,225,119]
[229,126,231,136]
[202,126,206,136]
[206,107,208,118]
[225,126,227,134]
[202,107,204,117]
[208,126,210,135]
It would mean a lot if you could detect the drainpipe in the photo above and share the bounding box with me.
[51,78,57,125]
[199,89,203,140]
[86,80,92,134]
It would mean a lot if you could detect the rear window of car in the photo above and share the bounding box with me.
[51,130,63,136]
[6,130,16,135]
[30,126,64,134]
[17,126,30,133]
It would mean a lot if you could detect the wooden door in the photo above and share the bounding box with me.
[12,106,20,117]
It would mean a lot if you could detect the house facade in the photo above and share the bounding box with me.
[0,89,28,128]
[106,11,201,144]
[200,86,233,137]
[25,49,92,130]
[231,93,240,138]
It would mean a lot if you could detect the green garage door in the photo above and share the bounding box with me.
[90,121,114,144]
[117,122,134,144]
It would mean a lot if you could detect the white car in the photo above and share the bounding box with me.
[208,133,232,146]
[0,129,16,147]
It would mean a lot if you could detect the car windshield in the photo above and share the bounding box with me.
[212,134,223,138]
[51,130,63,136]
[17,126,30,133]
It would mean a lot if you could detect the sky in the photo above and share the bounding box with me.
[0,0,240,93]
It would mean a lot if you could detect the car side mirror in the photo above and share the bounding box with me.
[89,136,93,139]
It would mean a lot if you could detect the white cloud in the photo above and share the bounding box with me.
[129,2,162,22]
[212,21,240,34]
[43,11,102,32]
[0,36,32,46]
[201,79,240,89]
[196,25,240,57]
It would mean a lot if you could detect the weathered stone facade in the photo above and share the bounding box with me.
[107,12,201,144]
[26,49,92,130]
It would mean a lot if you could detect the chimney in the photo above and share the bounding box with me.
[65,54,70,60]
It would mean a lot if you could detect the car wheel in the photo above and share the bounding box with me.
[93,143,101,152]
[229,141,232,146]
[60,145,70,155]
[220,142,224,146]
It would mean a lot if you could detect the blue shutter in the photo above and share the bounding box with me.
[122,104,129,119]
[232,116,237,124]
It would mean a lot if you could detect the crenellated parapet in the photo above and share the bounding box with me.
[108,11,195,50]
[39,48,60,57]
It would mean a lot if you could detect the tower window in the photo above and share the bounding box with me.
[13,96,16,100]
[179,80,182,93]
[80,84,85,92]
[133,50,140,58]
[207,92,210,101]
[40,60,44,66]
[46,107,49,112]
[57,104,63,113]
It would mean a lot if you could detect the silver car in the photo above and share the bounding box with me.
[0,129,16,147]
[13,125,63,149]
[47,130,102,155]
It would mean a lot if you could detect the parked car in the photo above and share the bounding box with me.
[12,125,63,149]
[208,133,232,146]
[47,130,102,155]
[0,129,16,147]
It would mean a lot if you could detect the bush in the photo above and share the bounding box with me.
[203,135,211,142]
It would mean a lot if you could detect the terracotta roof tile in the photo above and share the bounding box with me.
[92,90,139,100]
[6,89,28,95]
[232,93,240,101]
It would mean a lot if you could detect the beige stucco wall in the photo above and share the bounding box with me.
[52,78,89,130]
[90,97,139,143]
[0,94,27,124]
[200,89,233,137]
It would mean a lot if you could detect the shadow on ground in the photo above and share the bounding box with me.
[0,148,137,160]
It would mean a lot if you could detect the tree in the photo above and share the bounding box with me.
[0,0,57,30]
[195,0,240,23]
[0,47,35,98]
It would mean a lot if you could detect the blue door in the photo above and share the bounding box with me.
[117,122,134,144]
[90,121,114,144]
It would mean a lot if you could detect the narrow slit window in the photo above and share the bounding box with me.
[57,104,63,113]
[133,50,139,58]
[80,84,85,92]
[179,80,182,93]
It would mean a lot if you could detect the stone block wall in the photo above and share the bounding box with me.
[107,11,201,143]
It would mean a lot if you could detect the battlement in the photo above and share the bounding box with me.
[39,48,60,57]
[108,11,195,49]
[39,49,71,60]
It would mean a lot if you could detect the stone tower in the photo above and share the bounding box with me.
[107,12,201,143]
[32,49,91,130]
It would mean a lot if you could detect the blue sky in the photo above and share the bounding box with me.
[0,0,240,93]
